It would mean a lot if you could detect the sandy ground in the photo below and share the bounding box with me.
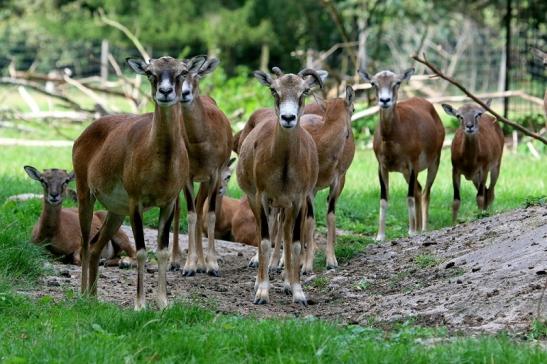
[27,205,547,334]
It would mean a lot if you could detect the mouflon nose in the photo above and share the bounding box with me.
[379,97,391,104]
[159,86,173,95]
[281,114,296,122]
[49,193,61,202]
[181,90,191,97]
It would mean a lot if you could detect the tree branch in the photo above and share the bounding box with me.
[412,53,547,145]
[98,9,150,61]
[0,77,95,113]
[320,0,358,70]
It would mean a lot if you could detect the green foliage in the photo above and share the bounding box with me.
[528,319,547,340]
[505,113,546,135]
[201,65,272,126]
[351,113,376,145]
[0,199,46,287]
[335,234,375,264]
[0,290,546,363]
[1,144,545,285]
[353,277,370,291]
[523,195,546,208]
[312,276,329,291]
[0,127,546,363]
[414,254,440,269]
[313,234,375,271]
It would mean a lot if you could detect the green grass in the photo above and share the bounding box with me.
[414,254,441,269]
[353,278,370,291]
[0,290,546,363]
[528,319,547,340]
[311,276,329,291]
[313,234,376,271]
[0,143,546,362]
[1,144,545,277]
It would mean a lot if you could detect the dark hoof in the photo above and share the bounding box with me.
[208,270,220,277]
[302,270,312,276]
[169,264,181,272]
[196,268,206,274]
[294,299,308,307]
[119,261,131,270]
[254,298,268,305]
[248,261,258,268]
[182,270,195,277]
[326,264,337,271]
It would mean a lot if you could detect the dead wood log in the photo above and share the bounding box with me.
[0,77,95,113]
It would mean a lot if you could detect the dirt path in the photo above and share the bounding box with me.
[29,205,547,334]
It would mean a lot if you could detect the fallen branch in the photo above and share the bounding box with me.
[108,53,152,109]
[63,75,111,114]
[412,53,547,145]
[351,90,539,122]
[18,86,40,113]
[6,111,92,122]
[0,77,95,113]
[427,90,544,105]
[12,70,139,103]
[0,121,42,133]
[351,105,379,121]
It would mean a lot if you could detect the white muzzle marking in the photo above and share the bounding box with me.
[279,100,299,128]
[181,80,193,104]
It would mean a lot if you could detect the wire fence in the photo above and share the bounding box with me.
[0,8,545,119]
[509,0,546,116]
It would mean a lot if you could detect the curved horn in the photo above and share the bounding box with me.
[271,67,284,77]
[298,68,324,89]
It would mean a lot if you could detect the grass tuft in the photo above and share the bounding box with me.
[0,291,546,363]
[414,254,441,269]
[528,319,547,340]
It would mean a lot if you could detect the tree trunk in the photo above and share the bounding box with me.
[260,44,270,72]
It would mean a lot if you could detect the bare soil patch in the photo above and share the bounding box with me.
[28,205,547,334]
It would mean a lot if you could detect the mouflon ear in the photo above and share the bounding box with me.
[441,103,457,117]
[358,69,372,83]
[24,165,42,181]
[316,70,329,83]
[253,70,274,87]
[126,58,149,75]
[345,86,355,106]
[186,55,208,74]
[400,67,415,82]
[197,58,220,77]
